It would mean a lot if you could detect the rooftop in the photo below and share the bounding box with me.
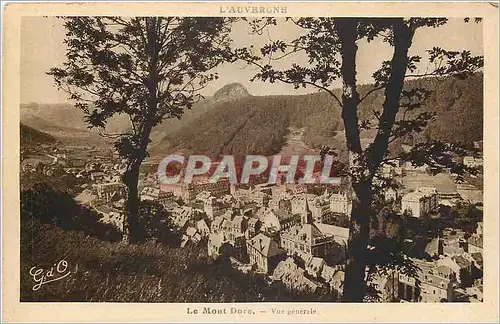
[315,223,349,241]
[247,233,285,258]
[402,191,434,201]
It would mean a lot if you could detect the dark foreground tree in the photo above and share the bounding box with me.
[49,17,233,244]
[235,17,483,301]
[137,200,181,246]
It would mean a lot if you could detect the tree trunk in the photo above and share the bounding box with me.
[122,18,160,244]
[335,18,362,155]
[334,18,372,302]
[342,179,373,301]
[337,19,416,301]
[122,161,141,244]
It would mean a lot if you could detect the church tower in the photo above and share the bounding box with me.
[302,196,313,225]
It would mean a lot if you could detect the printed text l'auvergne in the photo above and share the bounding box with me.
[219,6,287,14]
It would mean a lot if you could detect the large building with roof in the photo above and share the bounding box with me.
[401,188,438,217]
[161,176,231,201]
[280,199,348,264]
[95,182,126,203]
[259,209,301,233]
[397,259,454,302]
[329,192,352,215]
[140,186,174,205]
[246,233,287,274]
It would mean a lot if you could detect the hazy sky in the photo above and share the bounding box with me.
[20,17,483,104]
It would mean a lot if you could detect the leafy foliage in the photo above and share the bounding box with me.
[48,17,234,243]
[434,201,483,233]
[48,17,232,156]
[20,183,122,242]
[137,200,182,246]
[231,17,483,302]
[20,163,79,194]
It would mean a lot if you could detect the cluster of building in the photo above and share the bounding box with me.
[463,156,483,169]
[377,159,482,217]
[401,223,484,302]
[57,149,483,303]
[401,187,439,218]
[160,176,232,201]
[203,184,353,297]
[125,174,354,296]
[71,157,130,231]
[153,172,483,302]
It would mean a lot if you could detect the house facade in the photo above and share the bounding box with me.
[246,233,287,274]
[280,201,346,264]
[96,182,126,203]
[397,259,454,302]
[402,189,438,217]
[140,186,174,205]
[329,193,352,215]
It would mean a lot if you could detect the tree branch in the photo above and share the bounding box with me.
[367,19,415,175]
[359,85,385,104]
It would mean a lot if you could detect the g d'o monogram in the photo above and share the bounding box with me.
[29,259,72,291]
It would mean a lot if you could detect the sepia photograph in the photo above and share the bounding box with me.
[2,1,499,323]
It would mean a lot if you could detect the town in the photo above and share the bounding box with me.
[20,140,484,303]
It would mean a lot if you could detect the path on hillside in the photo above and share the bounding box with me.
[279,127,317,157]
[216,111,258,157]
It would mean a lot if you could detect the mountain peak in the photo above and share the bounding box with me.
[212,83,251,102]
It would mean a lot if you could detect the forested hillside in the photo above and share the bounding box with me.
[21,73,482,156]
[153,73,483,158]
[20,99,217,147]
[20,123,56,146]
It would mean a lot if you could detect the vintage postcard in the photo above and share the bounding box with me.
[2,1,499,322]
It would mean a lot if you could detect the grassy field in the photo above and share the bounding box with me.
[402,172,458,193]
[21,220,330,302]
